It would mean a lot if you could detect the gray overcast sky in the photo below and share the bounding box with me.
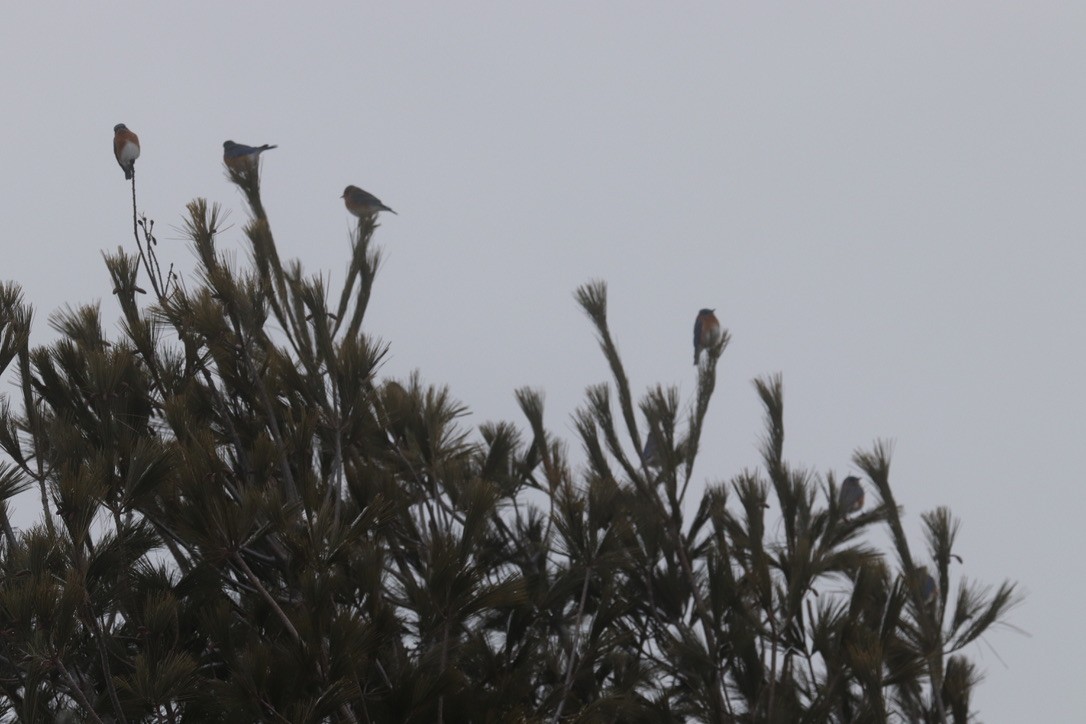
[2,3,1078,719]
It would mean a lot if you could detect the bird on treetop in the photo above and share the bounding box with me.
[223,140,277,170]
[839,475,865,515]
[642,427,664,469]
[342,185,396,217]
[693,308,721,365]
[113,124,140,180]
[918,567,938,605]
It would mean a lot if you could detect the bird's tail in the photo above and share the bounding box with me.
[382,204,398,215]
[262,145,278,151]
[125,167,133,181]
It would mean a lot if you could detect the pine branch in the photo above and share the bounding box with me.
[574,281,643,460]
[853,441,948,724]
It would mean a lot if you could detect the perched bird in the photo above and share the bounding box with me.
[693,308,721,365]
[381,380,410,446]
[342,185,397,217]
[641,427,664,469]
[223,140,277,170]
[838,475,865,515]
[113,124,140,180]
[917,566,938,605]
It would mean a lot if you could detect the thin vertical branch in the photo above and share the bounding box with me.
[551,534,601,724]
[18,346,53,537]
[55,658,106,724]
[232,553,302,644]
[574,281,643,456]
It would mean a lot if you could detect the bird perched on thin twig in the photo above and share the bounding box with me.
[342,185,396,217]
[838,475,864,515]
[693,308,720,365]
[113,124,140,180]
[223,140,277,170]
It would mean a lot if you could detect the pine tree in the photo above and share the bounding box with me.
[0,159,1018,722]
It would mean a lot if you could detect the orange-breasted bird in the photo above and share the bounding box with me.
[342,185,396,217]
[693,308,720,365]
[838,475,864,515]
[223,140,277,170]
[113,124,140,180]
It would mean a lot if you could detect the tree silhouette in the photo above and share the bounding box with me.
[0,157,1019,722]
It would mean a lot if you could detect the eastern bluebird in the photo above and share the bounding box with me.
[693,308,721,365]
[917,566,938,605]
[223,140,277,170]
[838,475,864,515]
[113,124,140,180]
[342,185,396,217]
[642,427,664,469]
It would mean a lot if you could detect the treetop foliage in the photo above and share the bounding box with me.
[0,156,1019,722]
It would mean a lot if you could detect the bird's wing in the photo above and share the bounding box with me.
[355,189,382,205]
[225,144,258,158]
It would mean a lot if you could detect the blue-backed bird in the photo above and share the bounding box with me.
[642,427,664,469]
[342,185,396,217]
[918,566,938,605]
[839,475,865,515]
[223,140,277,170]
[693,308,720,365]
[113,124,140,180]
